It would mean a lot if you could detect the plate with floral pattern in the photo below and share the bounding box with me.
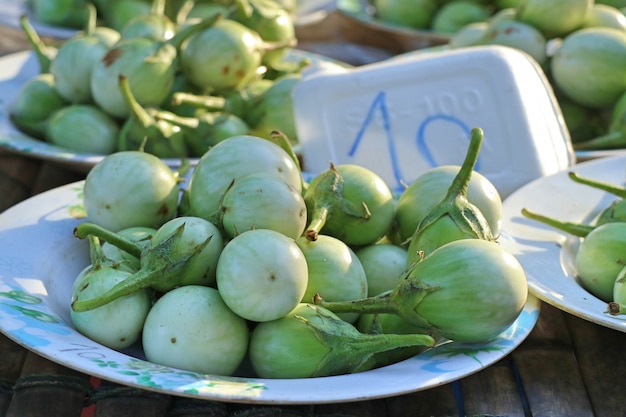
[0,180,540,403]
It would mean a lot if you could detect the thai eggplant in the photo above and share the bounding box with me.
[314,238,528,343]
[404,127,497,260]
[303,163,395,246]
[249,303,435,378]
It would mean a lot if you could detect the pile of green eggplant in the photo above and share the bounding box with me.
[11,0,304,158]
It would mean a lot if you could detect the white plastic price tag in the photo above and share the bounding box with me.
[293,45,575,198]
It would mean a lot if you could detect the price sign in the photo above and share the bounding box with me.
[293,45,575,198]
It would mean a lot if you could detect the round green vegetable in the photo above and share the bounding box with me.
[315,238,528,343]
[516,0,592,39]
[142,285,249,375]
[187,134,302,223]
[303,163,395,246]
[216,229,308,322]
[219,172,307,240]
[296,234,368,323]
[83,151,180,232]
[575,222,626,302]
[551,27,626,109]
[249,303,434,378]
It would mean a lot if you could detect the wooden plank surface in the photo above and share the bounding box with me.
[513,303,595,417]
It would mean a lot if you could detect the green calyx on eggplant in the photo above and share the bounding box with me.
[71,217,223,311]
[406,127,496,260]
[303,163,395,247]
[117,75,188,157]
[70,234,152,350]
[249,303,435,379]
[313,238,528,344]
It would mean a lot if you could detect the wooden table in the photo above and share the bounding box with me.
[1,18,626,417]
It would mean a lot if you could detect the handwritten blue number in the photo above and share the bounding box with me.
[348,91,404,189]
[348,91,477,191]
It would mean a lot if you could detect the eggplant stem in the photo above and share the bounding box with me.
[119,75,154,128]
[444,127,483,202]
[171,92,227,111]
[71,267,155,312]
[74,223,143,258]
[607,302,625,316]
[568,171,626,198]
[19,15,52,73]
[84,3,97,35]
[305,209,325,241]
[166,12,222,50]
[269,130,301,172]
[521,208,593,237]
[312,292,398,315]
[234,0,254,19]
[152,109,199,129]
[151,0,166,15]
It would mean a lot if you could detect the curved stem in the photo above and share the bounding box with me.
[275,128,307,192]
[71,268,155,311]
[19,15,53,73]
[84,3,97,35]
[303,165,343,240]
[304,206,327,241]
[74,223,143,258]
[234,0,253,19]
[259,37,297,53]
[312,292,398,315]
[443,127,483,202]
[166,12,222,50]
[119,75,153,128]
[171,92,227,111]
[521,208,593,237]
[175,0,194,24]
[568,171,626,198]
[270,129,302,171]
[151,0,166,15]
[152,109,199,129]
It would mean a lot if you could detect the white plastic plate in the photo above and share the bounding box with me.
[500,155,626,332]
[0,180,540,404]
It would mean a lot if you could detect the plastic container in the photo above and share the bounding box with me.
[292,45,575,198]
